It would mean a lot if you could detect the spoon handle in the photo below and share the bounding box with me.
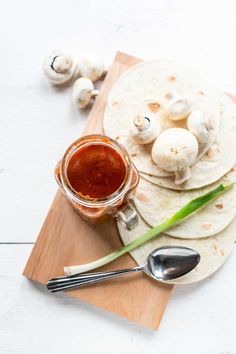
[47,265,144,293]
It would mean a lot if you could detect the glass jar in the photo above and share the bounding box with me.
[55,134,140,230]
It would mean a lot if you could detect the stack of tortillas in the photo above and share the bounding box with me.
[103,60,236,284]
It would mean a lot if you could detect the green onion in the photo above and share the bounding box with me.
[64,183,233,276]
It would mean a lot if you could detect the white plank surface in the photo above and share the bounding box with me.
[1,245,236,354]
[1,0,236,352]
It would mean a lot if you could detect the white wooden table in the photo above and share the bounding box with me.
[1,0,236,352]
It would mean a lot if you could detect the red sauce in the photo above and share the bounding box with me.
[67,144,126,199]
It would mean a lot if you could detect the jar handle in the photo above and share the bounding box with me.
[116,200,139,231]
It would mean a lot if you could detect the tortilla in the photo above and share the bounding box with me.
[133,173,236,238]
[117,214,235,284]
[104,60,236,189]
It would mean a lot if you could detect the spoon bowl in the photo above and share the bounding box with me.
[144,246,200,281]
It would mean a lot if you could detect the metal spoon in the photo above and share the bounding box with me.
[47,246,200,293]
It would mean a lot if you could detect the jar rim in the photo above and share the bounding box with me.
[59,134,133,208]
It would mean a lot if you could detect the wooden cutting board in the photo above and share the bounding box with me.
[23,52,173,330]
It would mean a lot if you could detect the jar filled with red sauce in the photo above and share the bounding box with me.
[55,135,140,229]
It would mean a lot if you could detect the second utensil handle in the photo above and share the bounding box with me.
[47,265,143,293]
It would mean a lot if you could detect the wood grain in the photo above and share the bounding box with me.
[23,52,173,330]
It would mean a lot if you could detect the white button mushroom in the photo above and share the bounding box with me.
[187,110,217,144]
[72,78,99,109]
[163,92,192,120]
[78,56,106,82]
[129,112,161,144]
[43,51,79,86]
[151,128,199,184]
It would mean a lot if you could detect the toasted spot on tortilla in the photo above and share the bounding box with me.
[165,92,173,100]
[202,223,212,230]
[112,100,118,107]
[220,249,225,256]
[131,153,137,157]
[215,203,224,209]
[198,90,205,95]
[212,241,218,252]
[167,75,176,82]
[147,102,160,113]
[136,193,150,203]
[115,136,120,140]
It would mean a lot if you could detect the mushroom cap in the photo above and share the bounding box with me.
[79,57,104,82]
[72,78,94,108]
[187,110,216,144]
[43,51,78,85]
[163,94,192,120]
[151,128,198,171]
[130,111,161,144]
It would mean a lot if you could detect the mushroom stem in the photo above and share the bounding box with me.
[130,112,161,144]
[175,168,191,185]
[91,89,99,97]
[52,55,72,73]
[133,116,150,131]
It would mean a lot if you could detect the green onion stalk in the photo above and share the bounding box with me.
[64,183,233,276]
